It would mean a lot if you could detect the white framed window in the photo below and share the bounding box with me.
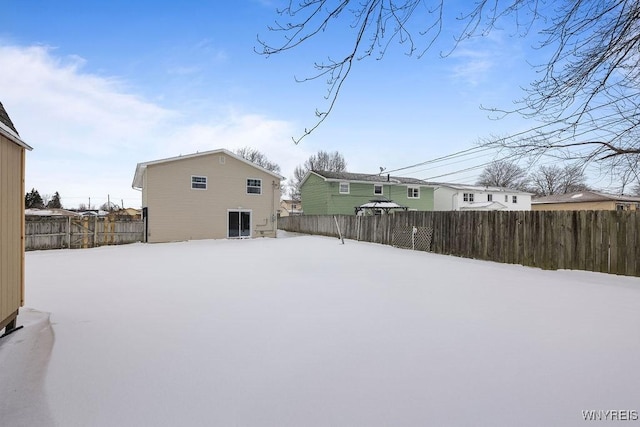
[505,195,509,202]
[191,176,207,190]
[247,179,262,194]
[339,182,350,194]
[407,187,420,198]
[463,193,474,202]
[374,184,383,195]
[487,194,493,202]
[512,195,518,203]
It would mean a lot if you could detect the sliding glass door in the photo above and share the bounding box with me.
[228,210,251,238]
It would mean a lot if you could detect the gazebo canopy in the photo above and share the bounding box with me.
[355,199,408,215]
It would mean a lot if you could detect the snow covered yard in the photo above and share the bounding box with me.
[2,232,640,426]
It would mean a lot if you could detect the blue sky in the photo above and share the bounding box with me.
[1,0,614,208]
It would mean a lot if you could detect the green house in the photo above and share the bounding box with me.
[300,171,434,215]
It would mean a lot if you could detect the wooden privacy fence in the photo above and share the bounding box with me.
[278,210,640,277]
[25,216,144,251]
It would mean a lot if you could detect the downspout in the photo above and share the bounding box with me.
[271,180,278,235]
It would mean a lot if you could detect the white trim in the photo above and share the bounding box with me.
[0,121,32,150]
[132,148,283,189]
[246,178,262,195]
[191,175,207,190]
[227,209,252,238]
[373,184,383,196]
[407,186,420,199]
[339,182,350,194]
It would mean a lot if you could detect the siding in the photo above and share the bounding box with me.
[300,173,330,215]
[144,153,280,243]
[0,135,24,329]
[532,201,634,211]
[302,176,433,215]
[435,186,531,211]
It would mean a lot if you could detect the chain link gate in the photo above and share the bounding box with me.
[392,226,433,252]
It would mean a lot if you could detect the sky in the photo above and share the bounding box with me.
[0,0,620,209]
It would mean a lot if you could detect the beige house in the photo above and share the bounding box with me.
[532,191,640,211]
[0,102,32,335]
[279,199,302,217]
[132,149,282,243]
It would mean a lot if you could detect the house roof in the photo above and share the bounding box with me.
[132,148,284,189]
[532,191,640,205]
[432,182,532,195]
[25,208,82,217]
[0,101,32,150]
[304,170,430,186]
[459,201,508,210]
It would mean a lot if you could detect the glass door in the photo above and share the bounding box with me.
[228,210,251,238]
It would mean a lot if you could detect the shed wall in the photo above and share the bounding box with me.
[0,135,24,329]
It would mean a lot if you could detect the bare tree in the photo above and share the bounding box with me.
[288,150,347,199]
[529,164,589,197]
[258,0,640,178]
[476,160,528,190]
[235,147,282,174]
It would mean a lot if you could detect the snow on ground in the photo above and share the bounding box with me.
[2,232,640,426]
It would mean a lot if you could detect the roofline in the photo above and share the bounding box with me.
[0,120,32,150]
[132,148,283,189]
[531,191,640,204]
[431,182,533,195]
[302,170,434,187]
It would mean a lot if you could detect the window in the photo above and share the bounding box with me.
[374,184,383,195]
[463,193,474,202]
[339,182,350,194]
[247,179,262,194]
[487,194,493,202]
[407,187,420,198]
[505,195,508,202]
[191,176,207,190]
[512,195,518,203]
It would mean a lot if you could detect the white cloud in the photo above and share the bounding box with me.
[447,32,517,87]
[0,43,303,208]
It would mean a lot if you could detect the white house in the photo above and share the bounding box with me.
[433,183,532,211]
[132,149,282,243]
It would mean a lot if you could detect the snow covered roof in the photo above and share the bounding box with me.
[305,170,430,186]
[532,191,640,205]
[132,148,284,189]
[0,101,32,150]
[358,201,405,209]
[432,182,532,195]
[25,208,82,217]
[459,201,508,211]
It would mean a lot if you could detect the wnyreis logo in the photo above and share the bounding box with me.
[581,410,639,421]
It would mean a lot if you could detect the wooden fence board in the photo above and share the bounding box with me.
[26,216,143,251]
[278,210,640,277]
